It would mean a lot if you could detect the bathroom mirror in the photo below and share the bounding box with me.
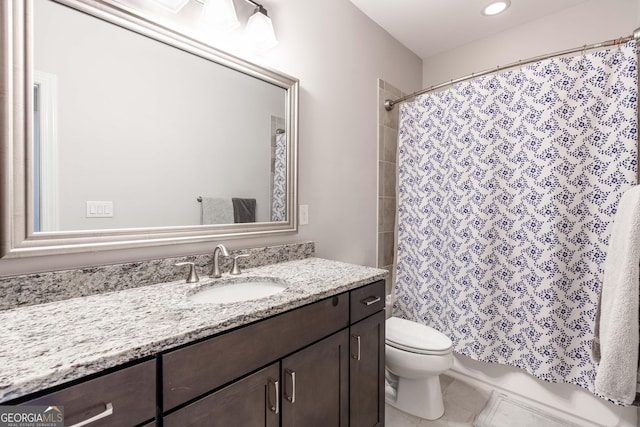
[0,0,298,257]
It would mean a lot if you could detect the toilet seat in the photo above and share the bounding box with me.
[386,317,452,355]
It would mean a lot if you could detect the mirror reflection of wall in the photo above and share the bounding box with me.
[33,0,287,232]
[33,83,41,232]
[33,70,59,233]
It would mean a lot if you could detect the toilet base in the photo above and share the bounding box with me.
[385,374,445,420]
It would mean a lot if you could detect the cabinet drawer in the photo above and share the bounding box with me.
[25,359,156,427]
[163,292,349,411]
[350,280,385,323]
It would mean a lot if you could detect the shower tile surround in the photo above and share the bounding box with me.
[0,241,314,311]
[378,79,405,294]
[0,249,387,402]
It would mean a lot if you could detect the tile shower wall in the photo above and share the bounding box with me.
[378,79,404,295]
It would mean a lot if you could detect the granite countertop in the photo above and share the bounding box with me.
[0,257,387,402]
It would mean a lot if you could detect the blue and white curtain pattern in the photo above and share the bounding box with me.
[271,132,287,222]
[394,41,638,393]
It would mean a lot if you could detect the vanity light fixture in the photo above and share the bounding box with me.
[481,0,511,16]
[245,4,278,51]
[201,0,240,31]
[151,0,278,51]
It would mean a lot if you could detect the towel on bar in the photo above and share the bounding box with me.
[201,197,234,225]
[232,198,256,223]
[593,185,640,405]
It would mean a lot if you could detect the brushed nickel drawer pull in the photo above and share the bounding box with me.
[69,402,113,427]
[268,379,279,414]
[361,296,381,306]
[351,335,361,360]
[285,369,296,403]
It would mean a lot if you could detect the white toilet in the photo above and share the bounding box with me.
[385,316,453,420]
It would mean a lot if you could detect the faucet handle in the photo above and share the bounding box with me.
[230,254,250,275]
[175,262,199,283]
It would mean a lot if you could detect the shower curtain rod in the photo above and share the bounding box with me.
[384,28,640,111]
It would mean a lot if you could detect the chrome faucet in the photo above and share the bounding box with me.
[209,244,229,278]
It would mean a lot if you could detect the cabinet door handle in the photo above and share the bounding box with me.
[284,369,296,403]
[351,335,361,361]
[68,402,113,427]
[268,379,279,414]
[361,296,381,306]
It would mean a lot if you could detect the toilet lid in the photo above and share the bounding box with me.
[386,317,452,355]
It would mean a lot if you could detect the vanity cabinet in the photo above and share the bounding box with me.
[162,292,351,426]
[162,293,350,412]
[8,279,386,427]
[163,280,385,426]
[164,329,350,427]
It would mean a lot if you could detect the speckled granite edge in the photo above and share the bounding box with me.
[0,257,387,402]
[0,241,314,311]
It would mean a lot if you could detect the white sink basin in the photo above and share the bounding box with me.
[188,277,288,304]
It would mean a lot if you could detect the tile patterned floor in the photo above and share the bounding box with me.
[385,374,492,427]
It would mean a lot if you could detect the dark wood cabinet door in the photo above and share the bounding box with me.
[350,311,385,427]
[163,363,280,427]
[281,329,349,427]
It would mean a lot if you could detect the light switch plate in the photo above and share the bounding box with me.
[86,201,113,218]
[299,204,309,225]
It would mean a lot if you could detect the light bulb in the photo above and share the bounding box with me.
[201,0,240,32]
[245,7,278,51]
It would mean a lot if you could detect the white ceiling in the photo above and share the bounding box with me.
[349,0,591,59]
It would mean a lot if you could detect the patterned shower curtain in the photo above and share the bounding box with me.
[394,41,638,394]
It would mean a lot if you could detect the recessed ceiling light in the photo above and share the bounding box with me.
[482,0,511,16]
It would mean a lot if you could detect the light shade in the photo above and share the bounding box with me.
[481,0,511,16]
[245,8,278,51]
[151,0,190,13]
[201,0,240,32]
